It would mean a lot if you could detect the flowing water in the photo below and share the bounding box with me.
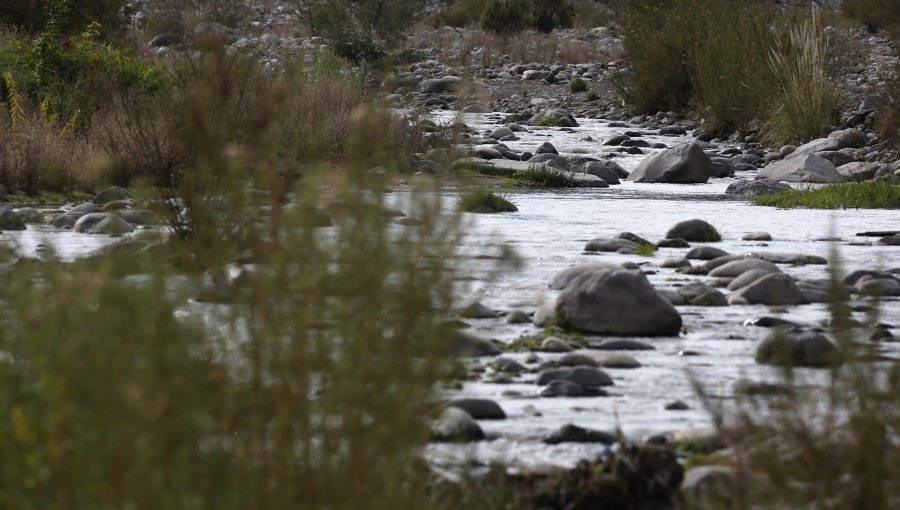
[419,112,900,473]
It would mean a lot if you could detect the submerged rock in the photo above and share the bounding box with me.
[666,219,721,242]
[756,329,841,367]
[431,407,484,443]
[445,398,506,420]
[727,273,809,305]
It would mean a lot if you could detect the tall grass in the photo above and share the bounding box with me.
[751,181,900,209]
[510,165,576,188]
[762,9,843,146]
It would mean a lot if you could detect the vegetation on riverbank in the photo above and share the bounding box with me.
[458,188,518,212]
[751,181,900,209]
[614,1,843,145]
[508,165,576,188]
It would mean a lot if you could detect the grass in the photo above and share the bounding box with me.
[842,0,900,34]
[636,243,656,257]
[752,181,900,209]
[569,77,587,93]
[509,165,576,188]
[457,188,518,213]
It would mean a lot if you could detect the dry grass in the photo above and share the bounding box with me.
[762,9,843,146]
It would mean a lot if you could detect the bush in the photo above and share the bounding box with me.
[569,77,587,93]
[427,0,485,28]
[529,0,573,33]
[842,0,900,34]
[878,66,900,142]
[481,0,529,35]
[0,0,127,35]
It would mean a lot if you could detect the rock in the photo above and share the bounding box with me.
[459,302,497,319]
[505,310,531,324]
[617,232,653,246]
[741,232,772,241]
[527,153,570,168]
[0,208,26,231]
[627,143,713,183]
[445,399,506,420]
[748,252,827,265]
[527,108,578,128]
[586,352,642,368]
[727,273,809,306]
[572,173,609,187]
[733,378,792,396]
[858,278,900,297]
[418,77,461,94]
[431,407,484,442]
[592,339,655,350]
[603,134,630,146]
[816,150,853,167]
[681,466,735,507]
[666,400,690,410]
[794,128,866,155]
[876,237,900,246]
[545,424,616,444]
[489,127,514,139]
[93,186,129,204]
[540,336,573,352]
[13,207,41,223]
[64,203,97,219]
[50,214,76,229]
[837,161,880,181]
[757,153,844,183]
[677,283,727,306]
[452,331,501,357]
[661,258,690,268]
[584,237,640,253]
[709,259,780,278]
[724,179,791,197]
[555,267,683,336]
[118,209,160,226]
[462,104,491,113]
[756,329,841,367]
[686,246,729,260]
[549,262,627,290]
[102,200,129,212]
[535,142,558,155]
[666,219,721,242]
[582,161,624,184]
[193,21,234,42]
[538,366,614,387]
[656,238,690,248]
[540,379,604,397]
[727,269,774,290]
[492,357,527,373]
[73,213,134,235]
[474,146,503,160]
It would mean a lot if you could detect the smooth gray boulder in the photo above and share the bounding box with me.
[555,267,683,336]
[725,179,792,197]
[858,278,900,297]
[527,153,570,168]
[549,262,629,290]
[64,203,97,219]
[676,283,727,307]
[0,208,26,231]
[582,161,623,184]
[431,407,484,442]
[727,273,809,305]
[793,128,866,155]
[451,331,501,357]
[418,77,461,94]
[584,238,640,253]
[709,259,781,278]
[686,246,729,260]
[627,143,713,183]
[73,213,134,235]
[837,162,880,181]
[727,269,773,290]
[666,219,721,242]
[757,153,844,183]
[545,424,616,444]
[445,399,506,420]
[527,108,578,128]
[756,329,841,367]
[93,186,129,204]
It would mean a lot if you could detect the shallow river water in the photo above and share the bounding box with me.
[418,112,900,472]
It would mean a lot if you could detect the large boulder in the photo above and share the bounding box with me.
[727,273,809,305]
[549,262,629,290]
[585,237,640,252]
[431,407,484,442]
[418,76,461,94]
[582,161,624,184]
[93,186,129,205]
[708,258,781,278]
[757,153,844,183]
[793,128,866,155]
[555,267,683,336]
[73,213,134,235]
[837,162,880,181]
[756,329,841,367]
[527,108,578,128]
[666,219,721,242]
[445,399,506,420]
[0,208,26,231]
[627,143,713,183]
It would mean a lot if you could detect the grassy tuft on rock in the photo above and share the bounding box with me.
[458,188,518,213]
[510,165,576,188]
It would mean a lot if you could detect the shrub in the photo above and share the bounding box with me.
[458,188,518,212]
[481,0,528,35]
[0,0,127,35]
[569,77,587,93]
[427,0,485,28]
[761,10,843,146]
[302,0,424,64]
[878,66,900,142]
[529,0,573,34]
[842,0,900,34]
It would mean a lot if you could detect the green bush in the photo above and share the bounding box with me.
[458,188,518,212]
[428,0,485,28]
[529,0,573,33]
[511,165,576,187]
[751,181,900,209]
[0,0,127,34]
[481,0,528,35]
[569,77,587,93]
[842,0,900,34]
